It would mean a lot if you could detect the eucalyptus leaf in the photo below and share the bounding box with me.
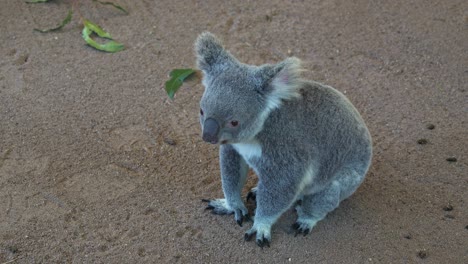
[92,0,128,14]
[165,69,196,99]
[83,19,112,39]
[82,25,124,52]
[34,10,72,33]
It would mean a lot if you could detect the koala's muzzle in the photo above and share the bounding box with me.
[202,118,220,144]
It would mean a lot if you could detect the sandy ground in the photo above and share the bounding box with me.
[1,0,467,263]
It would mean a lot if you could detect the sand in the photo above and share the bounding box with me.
[0,0,467,263]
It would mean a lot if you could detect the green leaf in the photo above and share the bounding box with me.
[34,10,72,33]
[83,19,112,39]
[82,24,124,52]
[165,69,196,99]
[26,0,50,3]
[92,0,128,14]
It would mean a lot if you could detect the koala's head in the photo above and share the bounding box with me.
[195,32,303,145]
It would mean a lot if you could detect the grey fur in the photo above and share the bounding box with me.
[196,32,372,247]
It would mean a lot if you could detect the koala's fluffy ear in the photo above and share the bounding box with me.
[259,57,303,109]
[195,32,233,74]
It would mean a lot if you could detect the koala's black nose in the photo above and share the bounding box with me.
[202,118,220,144]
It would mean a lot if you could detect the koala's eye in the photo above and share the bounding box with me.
[230,120,239,127]
[200,109,204,116]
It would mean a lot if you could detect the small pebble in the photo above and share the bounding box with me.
[426,124,435,130]
[7,245,19,254]
[446,157,457,162]
[164,138,176,146]
[404,234,412,239]
[417,251,427,259]
[443,205,453,211]
[417,138,428,145]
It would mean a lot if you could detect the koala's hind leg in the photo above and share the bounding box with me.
[293,167,366,235]
[293,182,340,235]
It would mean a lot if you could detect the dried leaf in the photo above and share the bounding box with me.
[92,0,128,14]
[82,25,124,52]
[165,69,196,99]
[34,10,72,33]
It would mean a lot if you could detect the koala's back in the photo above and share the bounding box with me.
[257,81,372,185]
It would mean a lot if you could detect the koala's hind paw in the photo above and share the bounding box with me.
[244,223,271,248]
[246,186,258,202]
[292,218,318,237]
[202,199,250,226]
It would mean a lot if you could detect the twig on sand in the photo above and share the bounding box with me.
[1,256,24,264]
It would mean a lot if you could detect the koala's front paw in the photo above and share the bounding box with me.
[244,222,271,248]
[202,199,250,226]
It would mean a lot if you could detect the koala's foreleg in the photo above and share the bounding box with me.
[203,145,249,226]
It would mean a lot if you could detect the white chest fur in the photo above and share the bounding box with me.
[232,141,262,161]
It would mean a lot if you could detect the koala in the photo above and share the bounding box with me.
[196,32,372,247]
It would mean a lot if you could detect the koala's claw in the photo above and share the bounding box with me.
[204,204,215,210]
[202,198,249,225]
[235,209,252,227]
[292,222,310,237]
[256,236,271,248]
[245,224,272,248]
[244,231,255,241]
[246,191,256,202]
[202,199,229,215]
[246,187,258,202]
[236,209,244,227]
[244,230,271,248]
